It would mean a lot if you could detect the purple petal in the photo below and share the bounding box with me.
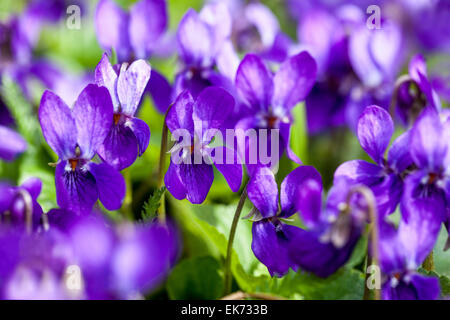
[272,51,317,109]
[387,131,413,173]
[129,117,150,157]
[164,161,187,200]
[279,122,302,164]
[129,0,167,59]
[410,107,446,172]
[20,177,42,200]
[235,54,273,112]
[251,220,294,277]
[146,69,172,113]
[212,146,242,192]
[95,0,131,62]
[97,122,138,171]
[55,162,98,214]
[89,162,125,211]
[334,159,384,186]
[245,3,279,48]
[247,167,278,218]
[111,223,171,297]
[409,54,428,84]
[357,105,394,165]
[382,274,440,300]
[72,84,114,159]
[349,25,383,87]
[0,126,27,161]
[117,60,151,116]
[288,226,360,278]
[280,165,322,219]
[166,90,194,133]
[193,86,234,135]
[39,90,77,159]
[177,9,213,67]
[215,40,240,80]
[179,163,214,204]
[95,53,119,112]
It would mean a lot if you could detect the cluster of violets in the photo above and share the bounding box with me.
[0,0,449,300]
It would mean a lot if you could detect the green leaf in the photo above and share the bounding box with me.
[290,102,308,165]
[167,256,224,300]
[169,198,266,293]
[347,235,368,268]
[276,268,365,300]
[432,226,450,277]
[141,187,166,221]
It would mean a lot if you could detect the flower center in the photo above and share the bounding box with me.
[113,113,121,125]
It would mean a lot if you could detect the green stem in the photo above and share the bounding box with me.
[123,168,134,221]
[422,252,434,272]
[156,104,173,223]
[224,184,248,295]
[347,186,380,300]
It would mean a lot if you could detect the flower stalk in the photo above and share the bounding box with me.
[347,185,380,300]
[224,184,248,295]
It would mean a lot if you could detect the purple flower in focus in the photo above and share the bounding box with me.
[400,107,450,242]
[234,52,317,174]
[378,208,441,300]
[164,87,242,204]
[39,84,125,214]
[335,105,412,217]
[95,54,151,170]
[248,166,321,276]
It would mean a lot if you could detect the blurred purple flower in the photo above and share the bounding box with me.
[39,84,125,214]
[174,4,239,99]
[0,178,43,230]
[95,54,151,170]
[395,54,441,126]
[95,0,168,61]
[0,125,26,161]
[164,87,242,204]
[297,7,403,133]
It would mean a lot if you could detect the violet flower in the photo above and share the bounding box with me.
[39,84,125,214]
[400,107,450,242]
[234,52,317,174]
[95,53,151,170]
[248,166,321,276]
[335,105,412,218]
[378,208,441,300]
[164,87,242,204]
[248,166,365,277]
